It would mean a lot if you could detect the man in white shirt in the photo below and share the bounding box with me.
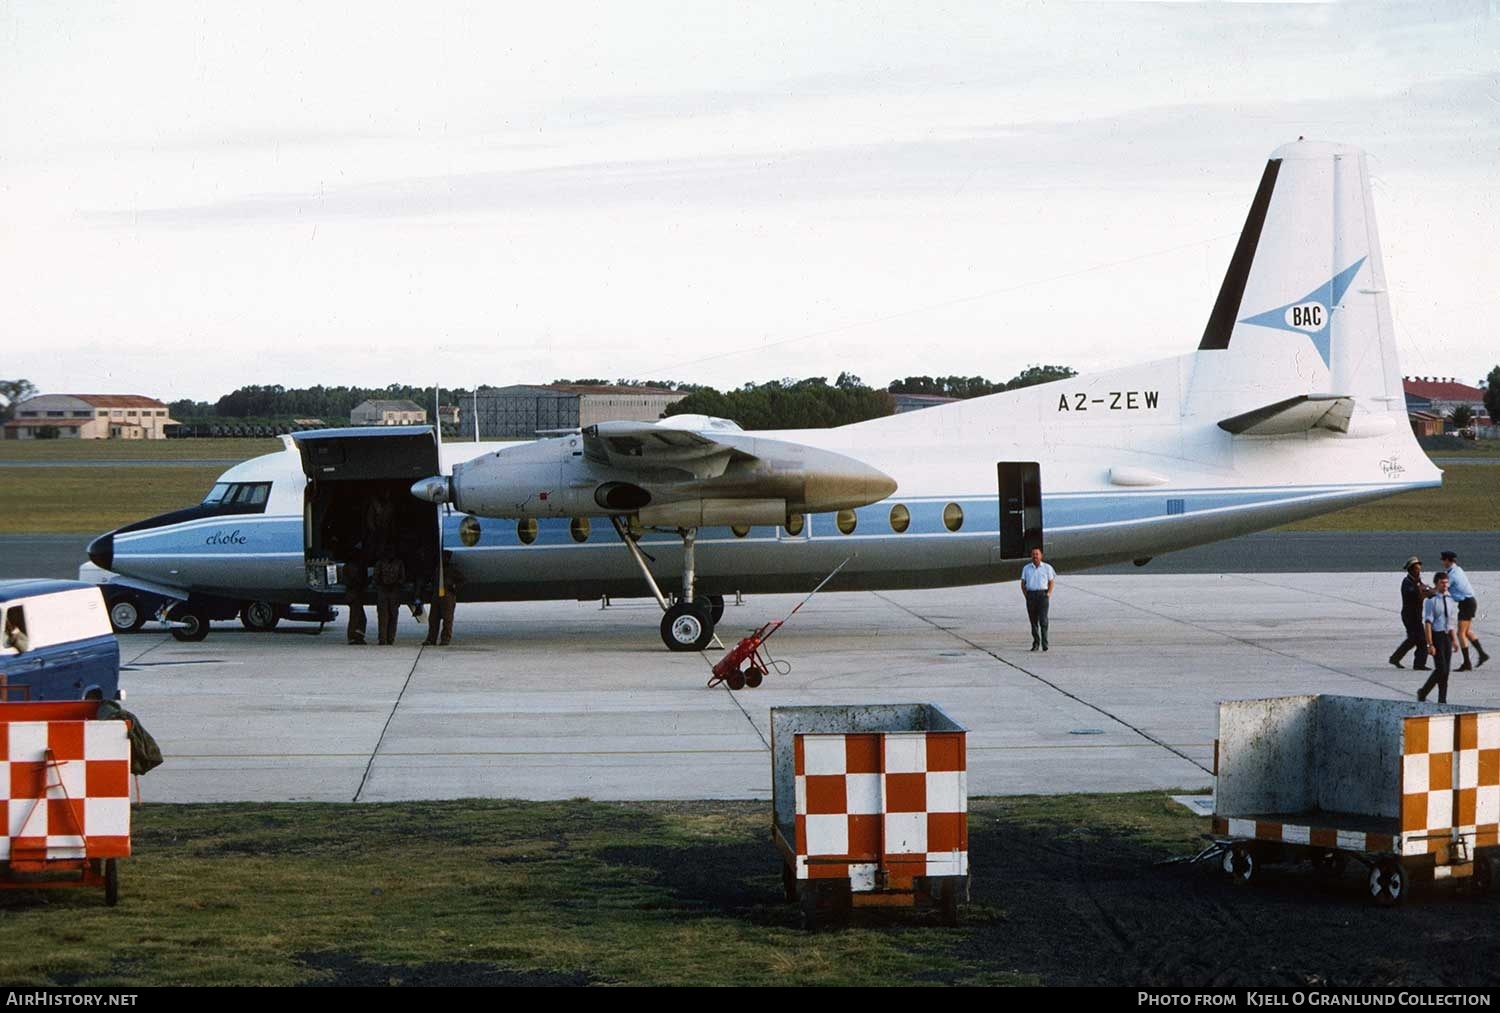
[1020,547,1057,652]
[1441,550,1488,672]
[1419,571,1461,704]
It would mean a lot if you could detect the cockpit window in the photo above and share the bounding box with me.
[201,482,272,510]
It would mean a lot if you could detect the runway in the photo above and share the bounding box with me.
[112,570,1497,804]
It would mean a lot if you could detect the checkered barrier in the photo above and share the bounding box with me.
[1209,816,1395,854]
[1,717,131,862]
[1400,712,1500,863]
[793,731,966,890]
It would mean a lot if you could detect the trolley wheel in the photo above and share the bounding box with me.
[1370,859,1405,907]
[937,879,960,927]
[725,668,746,691]
[661,602,714,652]
[782,863,799,903]
[108,597,144,633]
[1224,843,1255,886]
[744,667,763,689]
[104,859,119,907]
[1313,851,1348,879]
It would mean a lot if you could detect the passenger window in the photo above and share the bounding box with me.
[889,504,910,533]
[517,518,537,545]
[943,503,964,532]
[784,514,804,537]
[836,509,857,535]
[731,524,751,538]
[570,517,590,543]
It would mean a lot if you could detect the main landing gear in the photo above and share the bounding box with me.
[610,518,725,651]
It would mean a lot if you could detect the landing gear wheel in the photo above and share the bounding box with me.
[104,858,119,907]
[240,601,280,632]
[702,594,725,625]
[1314,851,1348,879]
[744,667,764,689]
[1370,859,1405,907]
[108,598,143,633]
[1224,844,1255,886]
[661,602,714,652]
[169,606,209,642]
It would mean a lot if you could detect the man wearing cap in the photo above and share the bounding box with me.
[1388,556,1431,670]
[1420,571,1461,703]
[1442,550,1489,671]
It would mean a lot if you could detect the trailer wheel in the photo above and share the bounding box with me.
[744,667,763,689]
[104,859,119,907]
[725,668,746,691]
[1225,844,1255,886]
[1370,859,1405,907]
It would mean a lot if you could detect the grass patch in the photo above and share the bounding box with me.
[1278,463,1497,531]
[0,439,281,462]
[0,795,1203,987]
[0,467,226,533]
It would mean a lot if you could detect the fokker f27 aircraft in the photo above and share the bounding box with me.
[87,141,1441,650]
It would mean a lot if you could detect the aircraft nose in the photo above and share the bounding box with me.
[87,531,114,571]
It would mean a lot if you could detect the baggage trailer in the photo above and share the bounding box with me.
[1209,695,1500,905]
[770,704,968,929]
[0,701,132,905]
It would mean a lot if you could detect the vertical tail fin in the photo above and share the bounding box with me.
[1199,141,1405,417]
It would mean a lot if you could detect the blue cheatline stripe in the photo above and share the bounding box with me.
[110,481,1422,559]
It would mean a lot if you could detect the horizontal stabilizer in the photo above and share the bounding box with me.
[1218,395,1354,436]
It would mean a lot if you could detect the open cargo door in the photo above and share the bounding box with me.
[293,427,440,597]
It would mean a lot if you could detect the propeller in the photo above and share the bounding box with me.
[432,383,445,618]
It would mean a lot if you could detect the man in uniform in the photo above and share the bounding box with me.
[345,558,368,645]
[1419,570,1461,704]
[1442,550,1489,671]
[1019,546,1056,652]
[424,550,466,646]
[1388,556,1430,670]
[373,551,406,646]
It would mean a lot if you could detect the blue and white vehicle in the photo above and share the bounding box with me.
[0,581,121,701]
[87,141,1442,650]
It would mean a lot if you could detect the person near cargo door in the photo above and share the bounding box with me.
[344,559,369,646]
[1388,555,1431,670]
[1442,550,1489,671]
[373,552,406,646]
[423,551,466,646]
[1019,547,1056,652]
[1419,570,1461,704]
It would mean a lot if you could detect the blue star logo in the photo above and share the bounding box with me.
[1238,257,1366,366]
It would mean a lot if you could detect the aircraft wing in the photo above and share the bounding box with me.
[581,421,748,480]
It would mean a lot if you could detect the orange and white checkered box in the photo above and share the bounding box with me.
[1,709,131,863]
[792,730,967,890]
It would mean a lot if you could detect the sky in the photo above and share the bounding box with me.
[2,1,1497,403]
